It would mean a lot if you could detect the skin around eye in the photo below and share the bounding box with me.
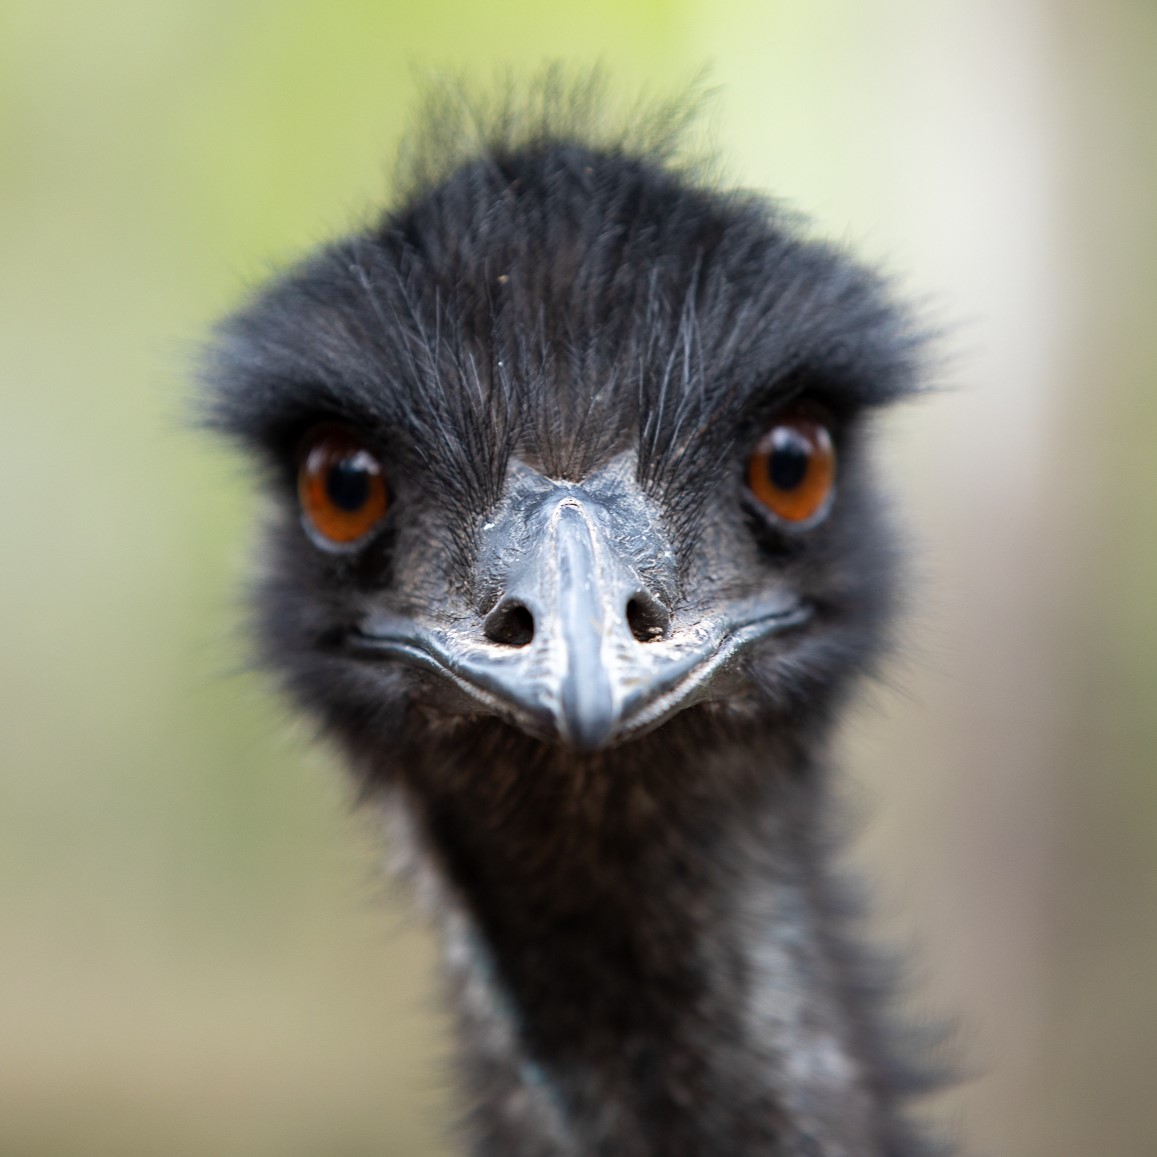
[747,412,836,525]
[298,428,389,545]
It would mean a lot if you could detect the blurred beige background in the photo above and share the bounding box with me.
[2,1,1155,1154]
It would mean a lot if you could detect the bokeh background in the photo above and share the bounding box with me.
[3,1,1156,1153]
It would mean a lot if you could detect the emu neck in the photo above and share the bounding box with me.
[396,724,910,1157]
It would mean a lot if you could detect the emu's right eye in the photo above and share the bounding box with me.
[298,427,389,546]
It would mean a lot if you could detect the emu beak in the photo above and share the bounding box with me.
[479,497,649,751]
[356,473,809,751]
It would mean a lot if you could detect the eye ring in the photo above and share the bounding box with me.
[746,408,836,527]
[297,425,389,548]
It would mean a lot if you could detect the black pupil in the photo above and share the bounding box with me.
[325,455,371,511]
[768,427,811,491]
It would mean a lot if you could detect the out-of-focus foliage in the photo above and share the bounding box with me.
[1,2,1154,1154]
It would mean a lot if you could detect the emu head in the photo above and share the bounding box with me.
[204,140,918,787]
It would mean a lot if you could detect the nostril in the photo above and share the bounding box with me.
[484,600,535,647]
[626,593,669,643]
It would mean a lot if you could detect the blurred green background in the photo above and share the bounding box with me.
[2,1,1156,1154]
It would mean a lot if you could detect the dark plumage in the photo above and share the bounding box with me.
[204,83,943,1156]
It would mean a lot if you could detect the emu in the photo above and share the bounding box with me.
[204,89,942,1157]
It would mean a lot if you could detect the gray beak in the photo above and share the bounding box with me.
[355,466,809,751]
[479,495,658,750]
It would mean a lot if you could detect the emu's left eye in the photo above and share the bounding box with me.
[747,411,836,526]
[298,427,389,546]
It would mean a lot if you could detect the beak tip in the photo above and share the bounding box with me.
[557,691,620,753]
[557,660,620,753]
[560,717,617,753]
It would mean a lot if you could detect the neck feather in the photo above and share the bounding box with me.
[381,715,932,1157]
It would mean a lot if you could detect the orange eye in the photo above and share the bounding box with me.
[747,411,836,525]
[298,428,389,546]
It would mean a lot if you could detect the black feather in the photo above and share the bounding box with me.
[202,75,947,1157]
